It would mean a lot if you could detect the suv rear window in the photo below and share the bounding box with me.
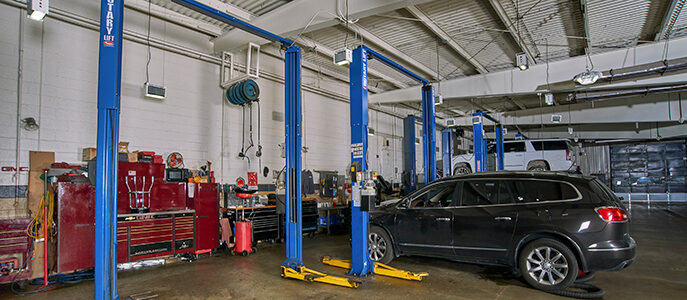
[511,180,579,203]
[532,141,569,151]
[504,142,525,152]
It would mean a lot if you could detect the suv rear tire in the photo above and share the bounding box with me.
[519,238,578,291]
[368,226,394,264]
[454,163,472,174]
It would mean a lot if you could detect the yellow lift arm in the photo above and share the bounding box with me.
[281,266,361,288]
[321,256,429,281]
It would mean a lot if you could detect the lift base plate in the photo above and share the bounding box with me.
[280,266,360,288]
[322,256,428,281]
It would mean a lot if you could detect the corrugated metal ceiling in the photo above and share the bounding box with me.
[150,0,683,105]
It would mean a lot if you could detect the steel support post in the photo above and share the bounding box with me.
[421,86,436,182]
[349,47,374,276]
[282,46,303,268]
[95,0,123,299]
[441,129,453,177]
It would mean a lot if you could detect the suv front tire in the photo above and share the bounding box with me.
[369,226,394,264]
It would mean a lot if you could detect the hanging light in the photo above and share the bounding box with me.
[573,70,603,85]
[27,0,49,21]
[515,52,529,70]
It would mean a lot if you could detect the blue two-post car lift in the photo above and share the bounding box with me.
[320,46,430,283]
[472,111,504,172]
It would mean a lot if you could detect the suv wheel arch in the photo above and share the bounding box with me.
[453,163,472,174]
[527,160,550,171]
[369,224,401,258]
[514,232,588,273]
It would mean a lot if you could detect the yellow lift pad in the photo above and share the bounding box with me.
[321,256,429,281]
[281,265,361,288]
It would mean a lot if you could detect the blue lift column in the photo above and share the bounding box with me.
[441,129,453,177]
[421,86,436,183]
[349,46,374,276]
[402,116,417,192]
[472,112,488,172]
[282,46,303,268]
[94,0,123,299]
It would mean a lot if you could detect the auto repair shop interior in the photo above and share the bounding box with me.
[1,0,686,299]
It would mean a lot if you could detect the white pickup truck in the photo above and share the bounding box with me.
[451,139,576,174]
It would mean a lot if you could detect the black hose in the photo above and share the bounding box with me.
[546,282,605,299]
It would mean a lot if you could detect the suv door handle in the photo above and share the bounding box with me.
[435,217,451,222]
[494,216,512,221]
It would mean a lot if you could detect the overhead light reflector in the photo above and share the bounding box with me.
[573,70,603,85]
[28,0,48,21]
[516,52,528,70]
[545,93,554,105]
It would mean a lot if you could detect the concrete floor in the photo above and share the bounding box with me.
[2,203,686,299]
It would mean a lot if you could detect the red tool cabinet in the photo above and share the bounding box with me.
[56,162,219,273]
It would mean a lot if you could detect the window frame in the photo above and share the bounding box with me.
[401,180,460,209]
[446,178,583,209]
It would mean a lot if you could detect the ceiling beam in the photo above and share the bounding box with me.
[297,36,408,89]
[505,96,526,110]
[348,23,440,80]
[369,36,687,104]
[654,0,685,41]
[516,123,687,140]
[579,0,591,53]
[487,0,537,64]
[212,0,436,51]
[125,0,223,36]
[405,5,488,74]
[195,0,255,21]
[443,94,686,126]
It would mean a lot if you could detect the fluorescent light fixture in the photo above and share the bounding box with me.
[144,83,166,100]
[27,0,48,21]
[333,48,352,66]
[516,52,528,70]
[545,93,554,105]
[573,70,603,85]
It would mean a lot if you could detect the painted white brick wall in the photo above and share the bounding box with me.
[1,2,440,188]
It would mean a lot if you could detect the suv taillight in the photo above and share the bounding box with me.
[595,207,628,223]
[566,149,571,160]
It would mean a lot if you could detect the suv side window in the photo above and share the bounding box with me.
[511,180,579,203]
[460,180,512,206]
[409,182,457,208]
[504,142,525,153]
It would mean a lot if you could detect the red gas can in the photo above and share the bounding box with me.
[233,221,255,256]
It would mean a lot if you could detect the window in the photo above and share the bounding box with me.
[409,182,457,208]
[511,180,579,203]
[532,141,569,151]
[504,142,525,153]
[460,180,512,206]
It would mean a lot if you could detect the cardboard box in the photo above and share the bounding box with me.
[82,147,97,161]
[118,141,129,153]
[127,152,138,162]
